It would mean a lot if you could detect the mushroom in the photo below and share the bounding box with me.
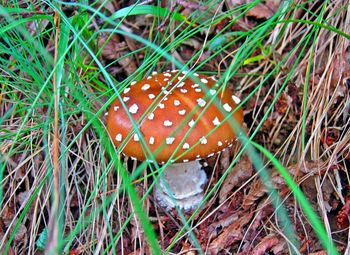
[106,70,243,210]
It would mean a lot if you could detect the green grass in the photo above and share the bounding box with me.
[1,0,349,254]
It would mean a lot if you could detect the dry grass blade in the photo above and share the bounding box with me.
[1,0,350,254]
[46,10,61,255]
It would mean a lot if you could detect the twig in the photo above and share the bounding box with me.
[46,9,60,255]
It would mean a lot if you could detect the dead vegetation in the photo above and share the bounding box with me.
[1,0,350,254]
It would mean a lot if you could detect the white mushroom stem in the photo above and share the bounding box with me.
[154,161,207,211]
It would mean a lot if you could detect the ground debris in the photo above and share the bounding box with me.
[219,155,253,203]
[250,235,285,255]
[207,212,253,254]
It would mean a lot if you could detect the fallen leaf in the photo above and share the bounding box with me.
[242,171,285,209]
[265,0,281,13]
[330,46,350,88]
[208,211,240,238]
[246,3,274,19]
[98,33,137,75]
[336,196,350,229]
[1,204,15,224]
[308,251,327,255]
[219,146,231,171]
[13,223,27,243]
[207,212,253,254]
[219,155,253,203]
[251,235,281,255]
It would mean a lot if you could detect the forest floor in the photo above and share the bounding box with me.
[1,0,350,254]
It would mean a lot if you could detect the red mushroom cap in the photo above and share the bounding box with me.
[106,70,243,162]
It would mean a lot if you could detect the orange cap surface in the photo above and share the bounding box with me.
[106,70,243,162]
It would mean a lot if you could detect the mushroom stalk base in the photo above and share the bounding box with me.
[154,161,207,211]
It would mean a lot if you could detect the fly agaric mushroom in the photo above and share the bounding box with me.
[106,70,243,210]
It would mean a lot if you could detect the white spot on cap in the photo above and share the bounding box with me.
[180,89,188,93]
[178,109,186,115]
[164,120,173,127]
[164,73,171,77]
[114,106,119,111]
[177,81,185,87]
[158,103,165,109]
[178,76,185,81]
[130,81,137,85]
[194,73,199,77]
[166,137,175,144]
[148,94,155,99]
[123,97,130,102]
[195,88,202,92]
[148,113,154,120]
[200,78,208,84]
[223,103,232,112]
[141,84,151,91]
[124,88,130,94]
[218,141,223,146]
[211,76,217,81]
[174,100,181,106]
[188,119,195,127]
[182,143,190,149]
[232,95,241,104]
[104,112,109,116]
[164,78,169,81]
[183,159,189,162]
[147,76,152,80]
[209,89,216,95]
[196,154,201,158]
[208,153,214,157]
[129,104,139,114]
[200,137,207,144]
[115,134,122,141]
[181,70,188,75]
[133,134,139,141]
[197,98,206,107]
[171,70,178,73]
[149,136,155,144]
[152,71,157,75]
[191,84,199,88]
[212,117,220,126]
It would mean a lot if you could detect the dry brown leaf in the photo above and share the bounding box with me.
[242,161,327,210]
[219,155,253,203]
[308,251,327,255]
[242,171,285,209]
[207,212,253,254]
[1,204,15,224]
[180,241,196,255]
[98,33,137,75]
[246,3,274,19]
[265,0,281,12]
[13,223,27,243]
[242,177,266,209]
[251,235,281,255]
[208,211,240,238]
[337,196,350,229]
[219,146,231,170]
[247,200,275,238]
[330,46,350,88]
